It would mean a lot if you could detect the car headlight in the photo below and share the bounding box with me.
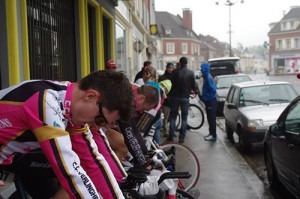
[246,119,264,131]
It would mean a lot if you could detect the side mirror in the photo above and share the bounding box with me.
[227,103,237,110]
[270,123,285,139]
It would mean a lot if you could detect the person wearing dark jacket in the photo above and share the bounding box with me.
[134,61,152,83]
[158,63,174,137]
[167,57,196,143]
[200,63,217,142]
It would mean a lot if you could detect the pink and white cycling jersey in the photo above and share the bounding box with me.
[0,80,124,199]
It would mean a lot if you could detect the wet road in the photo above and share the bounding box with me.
[216,72,299,199]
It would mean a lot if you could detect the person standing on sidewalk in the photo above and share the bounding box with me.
[134,61,152,84]
[158,63,174,137]
[200,63,217,142]
[168,57,197,144]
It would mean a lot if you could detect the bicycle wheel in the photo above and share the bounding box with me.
[187,104,204,130]
[160,143,200,191]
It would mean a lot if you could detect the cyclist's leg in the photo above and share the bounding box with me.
[161,105,170,136]
[168,97,180,141]
[160,143,200,192]
[153,116,162,145]
[179,98,189,143]
[20,175,60,199]
[5,150,59,198]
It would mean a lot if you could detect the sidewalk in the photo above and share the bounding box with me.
[161,119,274,199]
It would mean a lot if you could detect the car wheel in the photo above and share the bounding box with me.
[264,147,280,189]
[237,127,251,153]
[225,122,234,142]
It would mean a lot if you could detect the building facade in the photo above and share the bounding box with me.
[0,0,156,88]
[268,6,300,75]
[155,9,203,71]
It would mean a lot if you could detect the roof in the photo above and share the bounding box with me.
[208,57,240,62]
[214,74,250,79]
[233,80,290,88]
[268,6,300,35]
[155,11,199,39]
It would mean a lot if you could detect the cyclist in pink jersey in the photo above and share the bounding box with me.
[51,83,161,198]
[0,70,134,199]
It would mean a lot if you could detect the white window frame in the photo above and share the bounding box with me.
[182,43,188,54]
[276,39,283,50]
[294,38,300,49]
[285,39,291,49]
[166,43,175,54]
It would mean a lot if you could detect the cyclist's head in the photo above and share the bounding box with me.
[77,70,134,124]
[143,66,157,83]
[106,60,117,70]
[136,84,159,112]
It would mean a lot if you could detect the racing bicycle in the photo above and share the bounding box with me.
[143,127,200,196]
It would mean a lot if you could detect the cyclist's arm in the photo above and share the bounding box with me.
[105,128,129,160]
[118,118,149,167]
[68,126,124,198]
[22,91,102,199]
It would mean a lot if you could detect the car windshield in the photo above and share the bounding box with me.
[216,76,251,89]
[239,84,298,107]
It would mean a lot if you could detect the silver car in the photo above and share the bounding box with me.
[214,74,252,116]
[223,81,298,152]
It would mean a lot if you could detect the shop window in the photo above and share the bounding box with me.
[27,0,76,81]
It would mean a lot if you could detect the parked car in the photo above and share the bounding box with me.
[208,56,241,77]
[214,74,252,116]
[223,81,298,152]
[264,95,300,199]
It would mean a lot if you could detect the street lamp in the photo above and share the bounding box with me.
[216,0,244,57]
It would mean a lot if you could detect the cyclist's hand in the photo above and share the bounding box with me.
[0,180,4,186]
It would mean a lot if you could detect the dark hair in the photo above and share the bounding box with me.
[78,70,134,121]
[179,57,188,66]
[143,61,152,68]
[166,63,174,68]
[137,84,159,108]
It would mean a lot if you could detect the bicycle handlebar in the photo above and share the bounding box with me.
[157,172,191,185]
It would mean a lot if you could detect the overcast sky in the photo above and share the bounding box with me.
[154,0,299,47]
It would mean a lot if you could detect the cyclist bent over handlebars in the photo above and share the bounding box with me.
[0,70,134,199]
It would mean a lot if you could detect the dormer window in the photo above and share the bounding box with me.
[281,22,287,31]
[165,28,172,35]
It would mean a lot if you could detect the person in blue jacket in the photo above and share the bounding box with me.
[200,63,217,142]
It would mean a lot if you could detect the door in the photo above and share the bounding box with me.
[284,99,300,195]
[224,86,238,130]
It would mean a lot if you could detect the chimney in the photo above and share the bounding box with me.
[182,8,192,30]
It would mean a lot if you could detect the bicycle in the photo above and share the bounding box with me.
[120,165,196,199]
[175,94,205,130]
[142,128,200,197]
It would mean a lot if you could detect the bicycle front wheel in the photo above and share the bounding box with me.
[160,143,200,191]
[187,104,204,130]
